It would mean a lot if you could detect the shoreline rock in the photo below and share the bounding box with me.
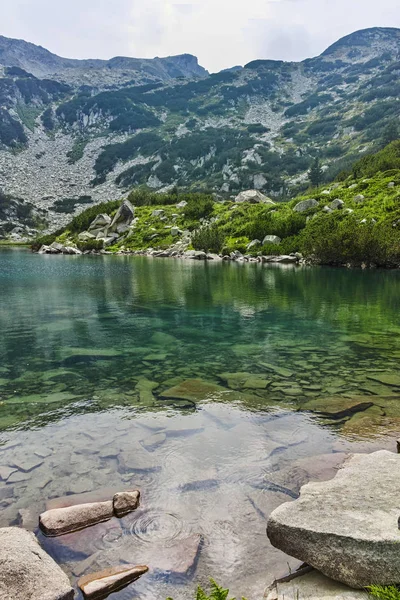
[0,527,74,600]
[267,450,400,588]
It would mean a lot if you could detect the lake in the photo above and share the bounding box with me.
[0,248,399,600]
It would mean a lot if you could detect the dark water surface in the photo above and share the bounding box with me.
[0,248,400,599]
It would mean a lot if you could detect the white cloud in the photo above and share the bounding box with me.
[0,0,399,71]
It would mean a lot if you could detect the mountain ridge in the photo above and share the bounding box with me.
[0,26,399,239]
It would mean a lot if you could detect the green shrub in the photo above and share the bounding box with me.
[368,586,400,600]
[184,198,214,221]
[167,578,247,600]
[68,200,121,232]
[77,239,103,251]
[300,213,400,266]
[192,225,225,253]
[246,211,306,241]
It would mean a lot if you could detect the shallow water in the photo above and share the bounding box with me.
[0,249,399,599]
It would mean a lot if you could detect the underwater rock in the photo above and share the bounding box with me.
[160,378,228,402]
[300,396,374,419]
[367,372,400,387]
[265,567,367,599]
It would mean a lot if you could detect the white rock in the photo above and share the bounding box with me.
[267,450,400,588]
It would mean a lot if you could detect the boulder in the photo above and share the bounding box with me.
[176,201,187,209]
[39,501,114,536]
[353,194,365,203]
[235,190,275,204]
[263,235,281,245]
[267,450,400,588]
[50,241,66,253]
[330,199,344,210]
[109,200,135,232]
[152,209,164,217]
[113,490,140,518]
[247,239,261,250]
[78,232,96,241]
[293,199,318,213]
[265,568,367,600]
[78,565,148,600]
[171,226,182,236]
[0,527,74,600]
[88,214,111,231]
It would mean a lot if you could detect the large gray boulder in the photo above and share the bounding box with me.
[263,235,281,245]
[293,199,318,213]
[88,214,111,231]
[235,190,275,204]
[267,450,400,588]
[0,527,74,600]
[109,200,135,232]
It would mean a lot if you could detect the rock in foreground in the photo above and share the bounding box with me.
[267,450,400,588]
[0,527,74,600]
[78,564,148,600]
[265,568,367,599]
[40,500,114,536]
[113,490,140,517]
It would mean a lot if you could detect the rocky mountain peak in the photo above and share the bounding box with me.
[322,27,400,63]
[0,35,208,86]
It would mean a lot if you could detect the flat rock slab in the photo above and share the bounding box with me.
[367,372,400,387]
[78,564,148,600]
[160,379,228,401]
[265,568,368,599]
[0,527,74,600]
[40,500,114,536]
[300,396,374,419]
[267,450,400,588]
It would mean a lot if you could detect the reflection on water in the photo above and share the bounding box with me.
[0,249,399,599]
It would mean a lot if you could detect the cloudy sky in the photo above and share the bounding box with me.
[1,0,399,72]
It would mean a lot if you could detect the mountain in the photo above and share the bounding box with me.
[0,35,208,86]
[0,27,399,239]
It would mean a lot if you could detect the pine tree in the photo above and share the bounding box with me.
[381,120,399,148]
[308,157,323,188]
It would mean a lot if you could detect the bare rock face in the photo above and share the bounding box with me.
[0,527,74,600]
[267,450,400,588]
[109,200,135,233]
[78,564,148,599]
[113,490,140,518]
[39,501,114,536]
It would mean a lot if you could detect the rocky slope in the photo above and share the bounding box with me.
[0,27,399,238]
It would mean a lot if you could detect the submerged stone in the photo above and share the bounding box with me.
[300,396,374,419]
[160,379,228,402]
[367,372,400,387]
[267,450,400,588]
[265,568,367,600]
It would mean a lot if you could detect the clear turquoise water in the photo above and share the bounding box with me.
[0,248,399,599]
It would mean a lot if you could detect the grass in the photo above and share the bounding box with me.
[368,586,400,599]
[166,579,247,600]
